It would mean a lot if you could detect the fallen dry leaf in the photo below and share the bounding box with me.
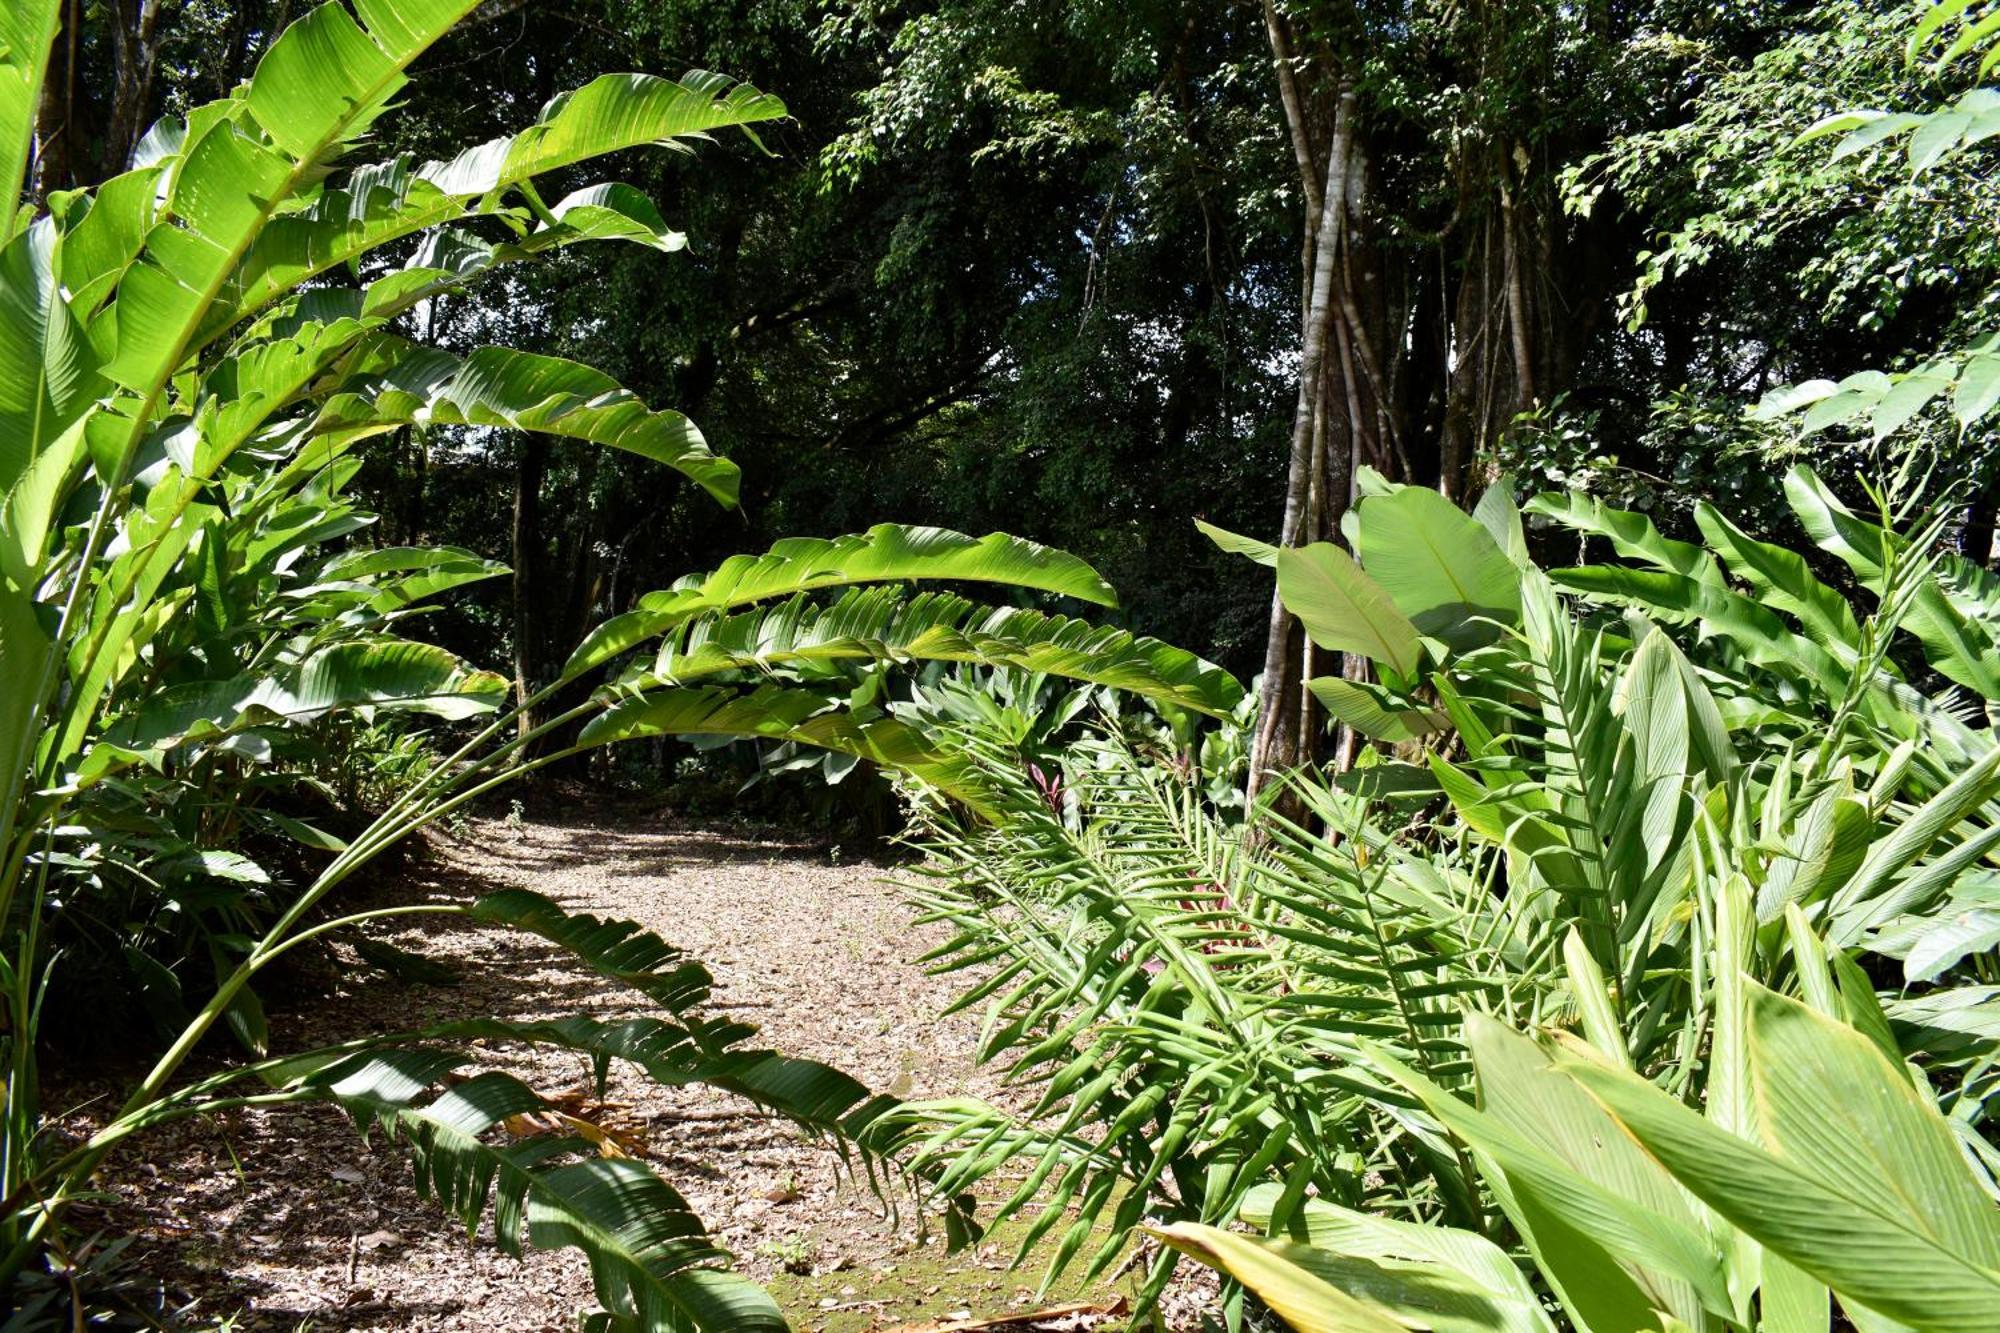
[502,1106,648,1159]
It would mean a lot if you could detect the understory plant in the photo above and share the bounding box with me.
[887,8,2000,1326]
[0,2,1241,1326]
[900,458,2000,1332]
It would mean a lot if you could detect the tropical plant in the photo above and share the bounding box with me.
[0,2,1240,1324]
[1746,2,2000,451]
[32,413,509,1049]
[1159,974,2000,1332]
[888,444,2000,1325]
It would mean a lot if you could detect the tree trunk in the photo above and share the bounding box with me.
[1248,71,1369,802]
[511,436,551,740]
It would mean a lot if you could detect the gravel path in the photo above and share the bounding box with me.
[57,810,1116,1332]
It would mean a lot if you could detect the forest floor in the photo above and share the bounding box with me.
[46,807,1184,1332]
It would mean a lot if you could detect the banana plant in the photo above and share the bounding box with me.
[0,2,1241,1324]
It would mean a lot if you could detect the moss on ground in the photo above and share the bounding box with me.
[764,1205,1146,1332]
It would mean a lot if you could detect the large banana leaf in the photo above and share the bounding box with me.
[103,0,485,397]
[568,526,1120,674]
[639,586,1242,716]
[229,71,785,324]
[102,637,508,756]
[321,344,740,505]
[578,684,995,812]
[0,0,62,236]
[1274,542,1421,676]
[1353,483,1521,649]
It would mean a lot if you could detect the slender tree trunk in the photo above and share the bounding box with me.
[1248,80,1359,802]
[1499,174,1536,412]
[511,436,550,740]
[102,0,163,178]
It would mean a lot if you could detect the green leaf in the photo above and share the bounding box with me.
[1617,623,1737,784]
[1550,563,1849,698]
[323,345,740,505]
[1956,354,2000,427]
[1524,492,1718,582]
[1826,113,1922,160]
[576,684,995,814]
[1909,110,1974,173]
[1459,1018,1728,1329]
[1559,986,2000,1331]
[1827,744,2000,938]
[316,544,508,612]
[1870,373,1952,439]
[106,637,508,750]
[1902,908,2000,985]
[1275,543,1422,676]
[104,0,483,398]
[0,0,62,241]
[568,525,1117,674]
[312,1054,785,1330]
[642,587,1242,717]
[544,183,686,252]
[1750,379,1838,421]
[1354,485,1521,648]
[465,889,718,1019]
[1761,1254,1830,1333]
[1373,1022,1729,1332]
[1786,466,2000,695]
[1910,0,1978,61]
[1149,1224,1410,1333]
[1692,502,1861,651]
[1195,518,1277,567]
[291,638,510,721]
[1239,1187,1554,1333]
[226,71,786,331]
[1307,676,1447,742]
[1471,480,1530,568]
[0,223,102,562]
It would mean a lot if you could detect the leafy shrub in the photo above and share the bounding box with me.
[0,2,1237,1323]
[892,459,2000,1324]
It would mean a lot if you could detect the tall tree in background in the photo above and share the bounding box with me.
[1245,0,1683,792]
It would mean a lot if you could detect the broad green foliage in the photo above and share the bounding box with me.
[0,1,61,227]
[0,3,1237,1324]
[898,447,2000,1325]
[1168,984,2000,1332]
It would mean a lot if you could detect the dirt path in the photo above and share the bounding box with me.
[61,810,1141,1331]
